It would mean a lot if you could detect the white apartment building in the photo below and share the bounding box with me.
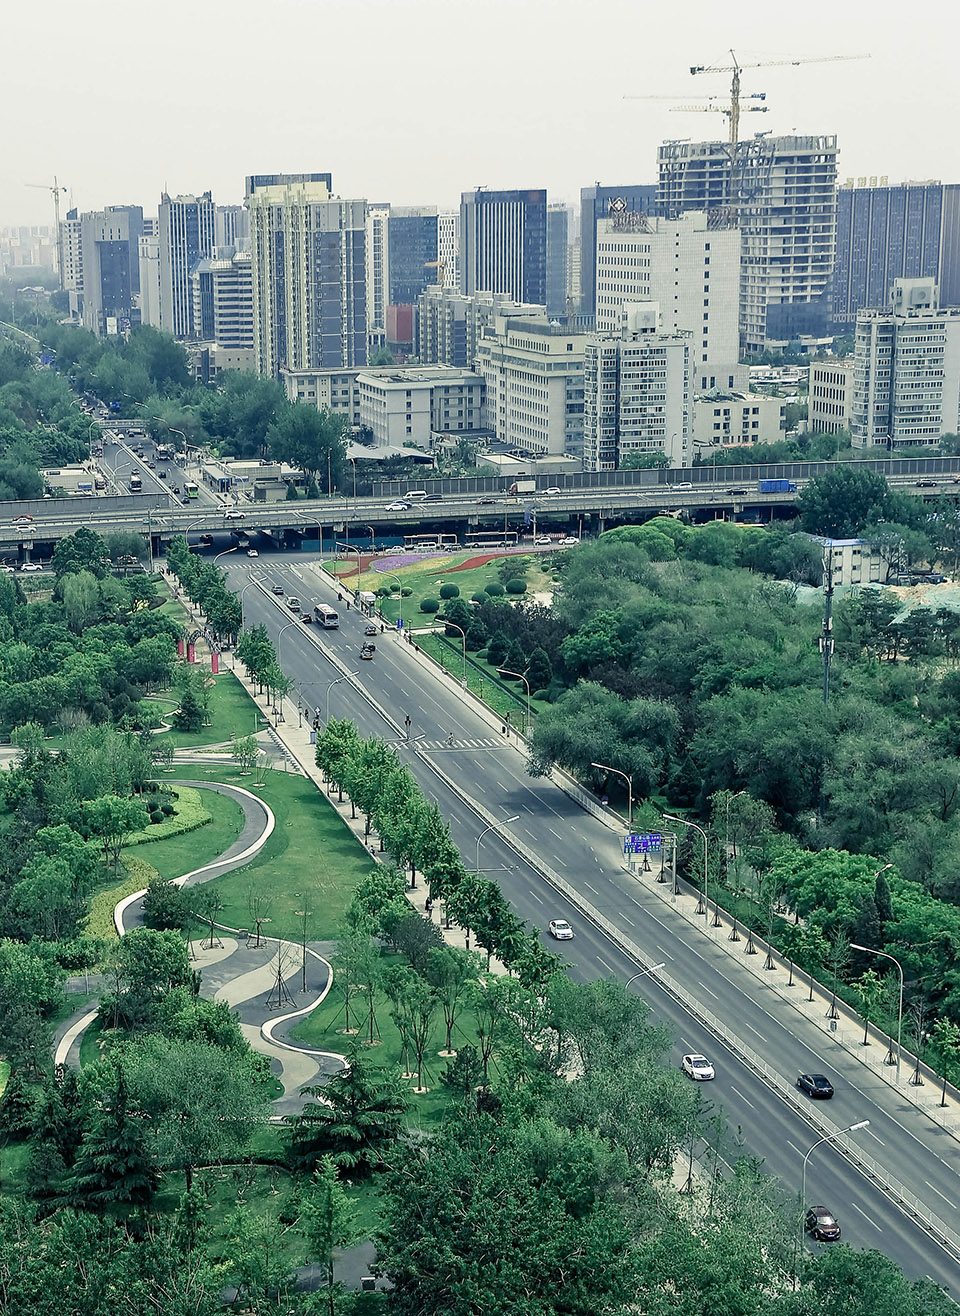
[418,286,544,369]
[281,367,363,425]
[138,234,162,329]
[366,203,390,337]
[247,180,367,377]
[438,211,460,289]
[476,315,586,457]
[157,192,216,339]
[852,278,960,448]
[595,210,742,391]
[191,251,255,372]
[59,210,83,316]
[809,357,854,435]
[806,535,892,587]
[583,302,692,470]
[693,392,786,453]
[357,367,484,449]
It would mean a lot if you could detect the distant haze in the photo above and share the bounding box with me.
[3,0,957,226]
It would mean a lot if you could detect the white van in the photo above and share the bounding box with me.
[405,490,428,501]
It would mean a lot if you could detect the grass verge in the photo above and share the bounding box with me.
[139,783,245,880]
[157,670,258,750]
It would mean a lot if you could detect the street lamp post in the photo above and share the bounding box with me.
[625,962,666,990]
[293,901,310,994]
[724,789,746,883]
[798,1121,869,1279]
[850,942,905,1082]
[239,577,263,628]
[591,761,633,828]
[385,573,404,632]
[277,619,298,671]
[663,813,713,926]
[476,815,520,872]
[324,671,358,722]
[444,620,468,685]
[498,666,531,736]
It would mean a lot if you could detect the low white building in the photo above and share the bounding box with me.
[476,316,586,458]
[806,535,893,587]
[693,391,786,453]
[357,367,484,449]
[809,357,854,436]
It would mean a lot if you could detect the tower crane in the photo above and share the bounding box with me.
[26,177,68,283]
[627,50,868,146]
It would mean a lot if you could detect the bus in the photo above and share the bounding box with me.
[402,533,459,552]
[464,531,519,550]
[129,474,142,493]
[184,481,199,499]
[314,603,340,628]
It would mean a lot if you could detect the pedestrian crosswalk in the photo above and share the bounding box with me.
[417,735,503,752]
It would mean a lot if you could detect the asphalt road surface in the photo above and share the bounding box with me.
[226,551,960,1291]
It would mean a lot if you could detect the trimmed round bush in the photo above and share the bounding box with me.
[160,802,175,816]
[471,591,487,604]
[504,578,527,595]
[484,582,506,597]
[419,597,441,614]
[400,587,414,598]
[439,583,460,600]
[149,809,164,825]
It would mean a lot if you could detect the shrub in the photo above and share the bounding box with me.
[149,809,164,825]
[160,802,175,817]
[504,578,527,595]
[401,587,413,598]
[419,597,440,614]
[471,591,487,604]
[439,583,460,600]
[484,582,506,598]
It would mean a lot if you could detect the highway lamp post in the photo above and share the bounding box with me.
[385,573,404,632]
[239,577,262,628]
[797,1120,869,1283]
[365,524,377,551]
[444,620,468,686]
[850,942,905,1082]
[591,761,633,829]
[663,813,714,927]
[723,789,746,886]
[475,815,520,873]
[625,962,666,990]
[498,666,531,736]
[277,619,298,671]
[213,546,237,568]
[341,543,362,601]
[324,672,357,723]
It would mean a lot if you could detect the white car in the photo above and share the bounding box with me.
[19,562,43,573]
[544,486,562,495]
[681,1053,715,1081]
[561,536,579,547]
[535,535,552,547]
[246,548,259,558]
[548,919,574,941]
[387,500,412,512]
[224,510,245,520]
[673,482,694,491]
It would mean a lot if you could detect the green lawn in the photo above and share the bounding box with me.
[143,782,245,880]
[158,670,264,749]
[294,954,489,1132]
[181,765,376,943]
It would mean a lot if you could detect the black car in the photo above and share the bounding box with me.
[797,1072,834,1099]
[478,496,498,505]
[727,487,748,496]
[805,1206,841,1241]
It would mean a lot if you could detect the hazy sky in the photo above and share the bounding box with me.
[4,0,959,227]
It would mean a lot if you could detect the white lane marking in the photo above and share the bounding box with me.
[528,890,544,906]
[548,826,563,840]
[786,1140,804,1157]
[596,956,615,975]
[865,1127,886,1148]
[729,1085,755,1111]
[679,1037,693,1050]
[925,1180,956,1209]
[627,895,645,909]
[742,1020,767,1041]
[655,945,675,961]
[553,856,567,867]
[583,881,602,896]
[698,981,719,1001]
[849,1201,882,1232]
[620,914,636,929]
[495,781,509,792]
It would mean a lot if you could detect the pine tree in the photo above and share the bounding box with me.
[69,1069,158,1211]
[0,1069,37,1142]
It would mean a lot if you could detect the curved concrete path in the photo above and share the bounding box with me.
[56,777,347,1109]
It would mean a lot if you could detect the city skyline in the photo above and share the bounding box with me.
[4,0,959,228]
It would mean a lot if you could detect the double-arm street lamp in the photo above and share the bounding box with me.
[591,761,633,828]
[476,815,520,872]
[850,941,904,1082]
[798,1121,869,1278]
[663,813,713,926]
[498,666,531,736]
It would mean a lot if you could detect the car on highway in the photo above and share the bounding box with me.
[0,565,14,575]
[797,1072,834,1099]
[246,549,259,558]
[915,479,939,488]
[681,1053,715,1081]
[478,496,499,505]
[146,459,156,469]
[359,642,376,660]
[386,500,412,511]
[13,514,33,523]
[301,612,313,623]
[548,919,574,940]
[561,536,579,546]
[535,535,552,546]
[224,509,244,519]
[544,486,562,495]
[673,481,694,491]
[804,1206,841,1241]
[287,597,301,613]
[272,583,285,596]
[727,487,748,496]
[19,562,43,573]
[364,623,378,636]
[158,469,168,479]
[424,493,444,503]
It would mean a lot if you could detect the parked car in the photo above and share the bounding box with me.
[797,1072,834,1099]
[805,1206,841,1241]
[681,1054,715,1081]
[548,919,574,940]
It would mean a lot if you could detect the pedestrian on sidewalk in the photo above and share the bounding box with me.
[425,897,434,919]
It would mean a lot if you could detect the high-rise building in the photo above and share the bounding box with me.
[246,179,367,377]
[438,211,460,289]
[138,233,162,329]
[388,206,438,307]
[809,356,854,435]
[157,192,216,338]
[365,204,390,337]
[476,314,586,457]
[215,204,249,253]
[59,209,84,316]
[579,183,657,317]
[245,172,332,197]
[852,277,960,448]
[583,303,692,470]
[546,203,570,318]
[460,188,547,304]
[79,205,144,335]
[658,136,838,353]
[191,252,254,358]
[418,286,544,369]
[832,180,957,329]
[595,209,742,391]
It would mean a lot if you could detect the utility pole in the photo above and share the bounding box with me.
[819,542,835,705]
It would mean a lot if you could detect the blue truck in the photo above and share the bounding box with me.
[758,478,798,494]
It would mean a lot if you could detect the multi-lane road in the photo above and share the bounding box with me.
[229,551,960,1291]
